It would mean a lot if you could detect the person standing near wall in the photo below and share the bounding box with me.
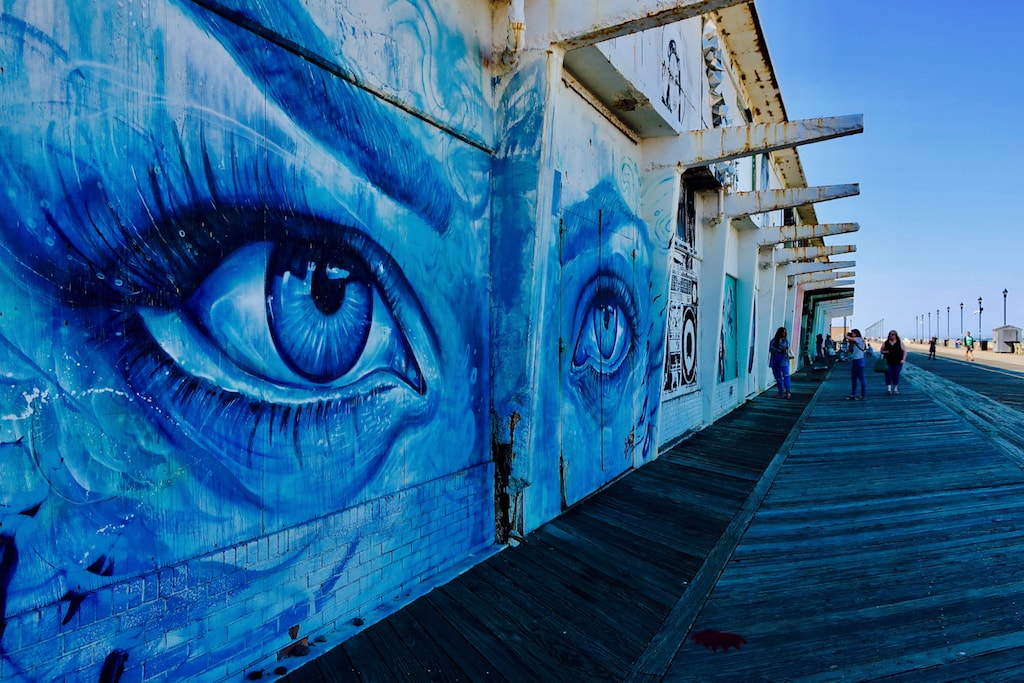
[964,331,975,361]
[881,330,907,394]
[845,328,867,400]
[769,326,792,399]
[824,334,835,358]
[815,333,824,361]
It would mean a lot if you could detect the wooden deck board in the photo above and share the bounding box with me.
[665,366,1024,681]
[282,359,1024,681]
[424,583,545,681]
[402,595,510,681]
[282,374,823,683]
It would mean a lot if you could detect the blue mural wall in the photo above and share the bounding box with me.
[490,72,671,532]
[0,0,493,679]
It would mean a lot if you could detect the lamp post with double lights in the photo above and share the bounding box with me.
[947,306,951,341]
[937,309,940,338]
[960,302,964,338]
[1004,288,1008,326]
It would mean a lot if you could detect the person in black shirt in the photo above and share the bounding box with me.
[881,330,907,394]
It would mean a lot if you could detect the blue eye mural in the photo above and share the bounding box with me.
[0,0,492,678]
[551,178,656,510]
[572,273,638,380]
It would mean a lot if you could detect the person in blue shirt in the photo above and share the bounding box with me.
[845,329,867,399]
[769,326,792,399]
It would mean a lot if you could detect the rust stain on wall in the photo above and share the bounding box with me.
[492,411,520,544]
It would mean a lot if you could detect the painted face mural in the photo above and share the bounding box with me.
[0,0,489,670]
[553,174,659,508]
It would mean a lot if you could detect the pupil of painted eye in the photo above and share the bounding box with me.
[312,264,348,315]
[595,302,620,360]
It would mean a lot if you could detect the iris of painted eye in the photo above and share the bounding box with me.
[168,240,425,396]
[267,244,373,382]
[572,285,634,375]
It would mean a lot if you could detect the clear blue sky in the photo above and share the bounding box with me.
[757,0,1024,340]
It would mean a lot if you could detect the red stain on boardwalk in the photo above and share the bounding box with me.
[691,630,747,652]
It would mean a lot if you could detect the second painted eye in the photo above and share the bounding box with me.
[572,275,637,376]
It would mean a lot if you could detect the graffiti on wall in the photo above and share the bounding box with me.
[499,79,666,518]
[662,38,683,124]
[0,0,490,676]
[664,181,699,396]
[664,256,699,395]
[718,275,738,382]
[556,177,653,506]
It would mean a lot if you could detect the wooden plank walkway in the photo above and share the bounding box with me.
[905,349,1024,412]
[279,355,1024,682]
[278,372,821,683]
[666,362,1024,681]
[903,352,1024,467]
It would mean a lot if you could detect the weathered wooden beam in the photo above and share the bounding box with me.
[725,184,859,219]
[792,271,842,285]
[758,222,859,247]
[527,0,749,50]
[800,278,854,290]
[765,245,856,267]
[777,259,856,276]
[644,115,864,170]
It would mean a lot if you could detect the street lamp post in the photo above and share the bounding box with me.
[947,306,950,341]
[978,297,984,338]
[928,311,931,338]
[960,302,964,338]
[937,309,940,338]
[1003,288,1008,326]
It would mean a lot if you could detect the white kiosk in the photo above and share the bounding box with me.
[992,325,1022,353]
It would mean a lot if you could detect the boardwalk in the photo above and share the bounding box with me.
[280,353,1024,682]
[668,355,1024,681]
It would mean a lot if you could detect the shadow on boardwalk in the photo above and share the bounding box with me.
[282,357,1024,682]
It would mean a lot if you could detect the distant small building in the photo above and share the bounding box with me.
[993,325,1022,352]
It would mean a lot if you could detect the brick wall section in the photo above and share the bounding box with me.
[712,379,740,420]
[1,463,494,682]
[658,390,703,446]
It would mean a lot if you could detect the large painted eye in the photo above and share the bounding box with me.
[141,237,425,400]
[571,274,637,376]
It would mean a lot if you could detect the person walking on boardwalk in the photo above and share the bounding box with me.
[845,329,867,400]
[928,336,937,360]
[882,330,907,394]
[769,326,792,399]
[815,333,824,361]
[964,331,975,361]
